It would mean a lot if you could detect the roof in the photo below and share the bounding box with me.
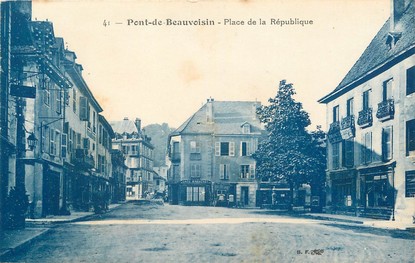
[110,118,138,135]
[171,100,263,136]
[319,1,415,103]
[99,114,115,138]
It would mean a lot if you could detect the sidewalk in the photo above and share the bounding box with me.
[0,203,123,260]
[301,212,415,230]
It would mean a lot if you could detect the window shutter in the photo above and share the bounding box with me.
[382,126,393,161]
[49,129,55,156]
[61,133,67,158]
[79,96,88,121]
[250,164,255,179]
[229,142,235,156]
[215,142,220,156]
[220,164,224,179]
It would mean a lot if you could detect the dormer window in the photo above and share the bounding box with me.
[241,122,251,134]
[386,32,402,49]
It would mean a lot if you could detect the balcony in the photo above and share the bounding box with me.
[340,115,355,140]
[376,99,394,122]
[327,121,342,144]
[72,149,95,169]
[357,108,373,128]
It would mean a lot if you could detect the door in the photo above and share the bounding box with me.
[241,186,249,206]
[43,170,60,216]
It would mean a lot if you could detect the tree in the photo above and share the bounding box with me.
[252,80,326,207]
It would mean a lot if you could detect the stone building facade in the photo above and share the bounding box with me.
[319,0,415,222]
[167,99,265,207]
[111,118,155,200]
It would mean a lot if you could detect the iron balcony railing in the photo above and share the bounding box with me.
[340,115,355,140]
[376,99,394,121]
[328,121,342,143]
[357,108,373,128]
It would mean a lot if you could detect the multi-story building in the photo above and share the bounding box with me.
[111,117,155,200]
[319,0,415,222]
[20,22,73,217]
[63,49,120,212]
[111,149,127,203]
[1,0,37,227]
[97,114,115,202]
[167,99,265,207]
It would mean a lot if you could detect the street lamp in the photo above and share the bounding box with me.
[27,132,37,151]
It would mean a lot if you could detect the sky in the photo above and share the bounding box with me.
[32,0,390,129]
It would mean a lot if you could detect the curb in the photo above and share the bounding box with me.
[300,214,365,225]
[0,228,51,260]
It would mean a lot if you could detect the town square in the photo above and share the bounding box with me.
[0,0,414,262]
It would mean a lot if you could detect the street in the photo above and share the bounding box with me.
[3,202,415,263]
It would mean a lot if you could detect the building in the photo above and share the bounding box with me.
[0,0,34,228]
[111,118,155,200]
[319,0,415,222]
[153,165,168,196]
[22,22,73,217]
[111,149,127,203]
[97,114,115,202]
[167,99,265,207]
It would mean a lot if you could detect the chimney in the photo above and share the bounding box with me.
[206,98,214,123]
[252,102,260,120]
[134,118,141,131]
[390,0,409,31]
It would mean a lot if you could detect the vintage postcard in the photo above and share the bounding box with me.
[0,0,414,262]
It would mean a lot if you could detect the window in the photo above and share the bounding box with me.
[332,142,340,169]
[382,126,393,161]
[242,124,250,134]
[61,133,67,158]
[215,142,235,156]
[407,119,415,156]
[363,90,371,110]
[43,82,50,106]
[383,79,393,101]
[190,164,201,178]
[64,90,69,106]
[76,132,81,149]
[346,98,354,116]
[361,132,372,164]
[56,89,62,114]
[407,66,415,95]
[93,112,96,133]
[342,138,354,168]
[333,105,339,122]
[186,187,205,202]
[240,165,255,179]
[405,171,415,197]
[131,145,138,155]
[220,164,229,180]
[241,141,249,156]
[79,96,88,121]
[190,141,201,153]
[72,89,77,113]
[49,129,55,156]
[220,142,229,156]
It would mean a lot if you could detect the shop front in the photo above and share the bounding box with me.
[328,170,357,214]
[213,183,236,207]
[256,182,291,209]
[178,179,212,206]
[358,163,395,219]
